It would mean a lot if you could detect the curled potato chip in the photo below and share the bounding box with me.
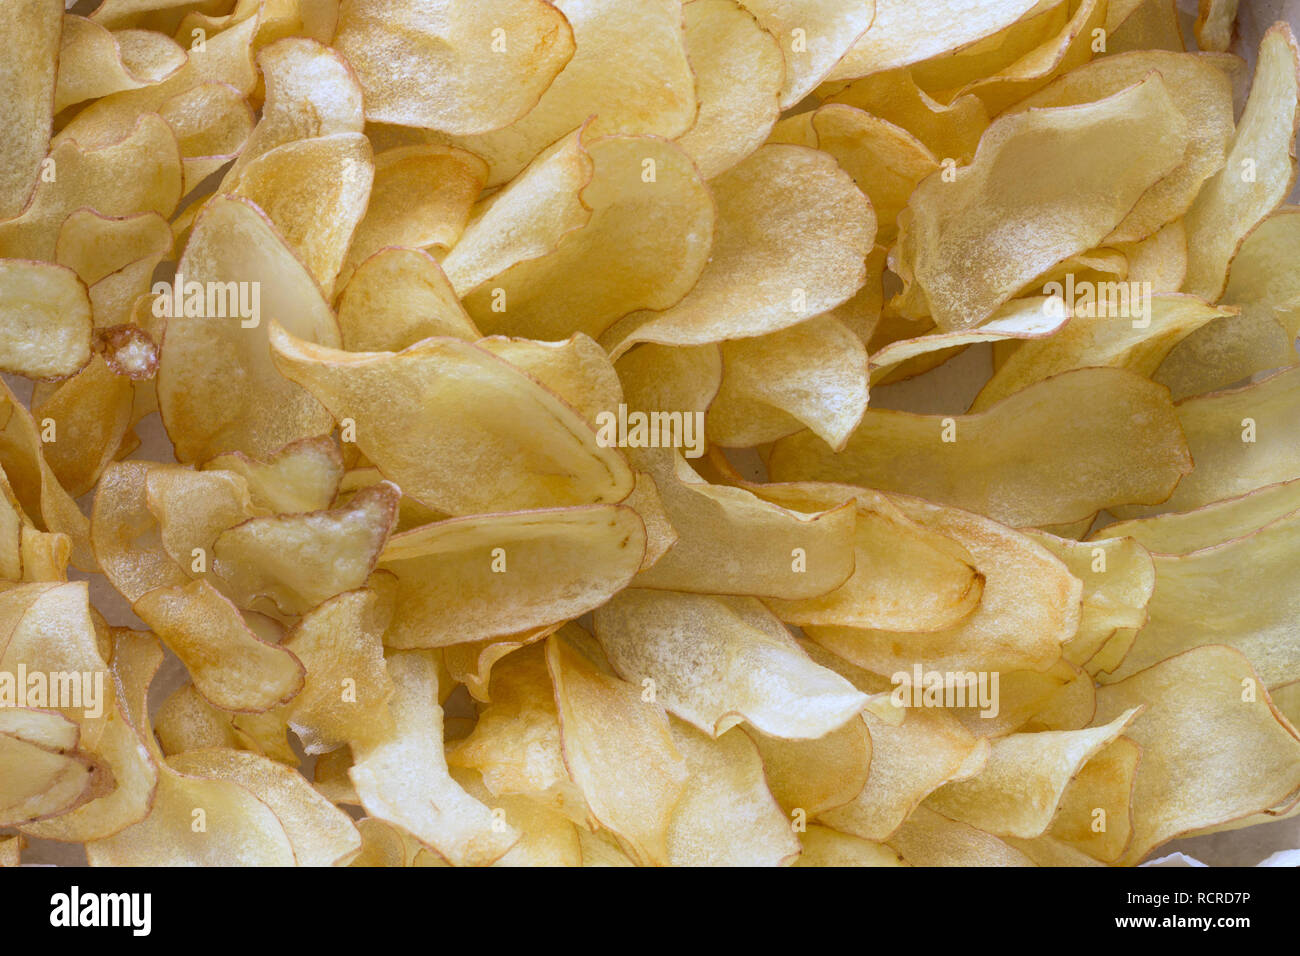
[925,708,1140,838]
[226,133,374,299]
[168,748,361,866]
[1157,207,1300,400]
[0,260,92,380]
[547,631,687,866]
[736,0,876,107]
[0,0,60,221]
[477,333,623,432]
[157,81,255,193]
[442,0,697,186]
[1113,366,1300,518]
[594,589,867,739]
[893,75,1190,331]
[1093,646,1300,865]
[1098,476,1300,556]
[0,113,183,263]
[1045,735,1140,862]
[269,325,634,514]
[202,436,343,515]
[337,248,479,351]
[145,465,255,586]
[795,824,906,866]
[888,805,1035,867]
[806,494,1081,677]
[380,505,644,649]
[747,715,872,817]
[32,356,133,498]
[1100,510,1300,689]
[664,718,800,866]
[211,480,398,616]
[676,0,783,180]
[154,683,239,755]
[970,295,1234,412]
[85,631,297,866]
[1195,0,1238,52]
[92,461,190,602]
[0,729,103,828]
[350,649,519,866]
[772,367,1192,529]
[157,195,339,463]
[606,144,874,353]
[828,0,1043,82]
[339,145,486,287]
[132,579,305,712]
[453,768,583,867]
[1183,24,1299,301]
[334,0,574,134]
[280,588,395,753]
[55,16,188,112]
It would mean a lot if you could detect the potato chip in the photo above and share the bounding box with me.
[925,708,1140,838]
[747,716,872,817]
[888,806,1036,866]
[794,824,906,866]
[970,295,1233,412]
[337,248,480,351]
[154,683,240,755]
[1112,366,1300,518]
[380,504,644,649]
[1092,646,1300,865]
[676,0,783,180]
[32,355,133,497]
[0,260,93,380]
[92,461,190,602]
[441,0,697,187]
[1183,24,1300,301]
[334,0,575,135]
[456,136,714,343]
[269,325,634,514]
[201,436,342,516]
[594,589,867,739]
[211,480,398,616]
[158,81,256,194]
[0,0,60,221]
[157,195,339,463]
[547,631,687,866]
[1195,0,1238,52]
[736,0,875,107]
[453,769,583,867]
[1046,736,1140,862]
[133,579,305,712]
[893,75,1190,331]
[1100,510,1300,689]
[708,316,868,451]
[55,16,188,112]
[606,145,874,354]
[350,649,519,866]
[773,367,1192,529]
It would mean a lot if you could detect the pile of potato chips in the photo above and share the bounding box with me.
[2,0,1299,867]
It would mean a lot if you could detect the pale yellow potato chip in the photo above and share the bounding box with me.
[594,589,867,739]
[334,0,575,135]
[1183,24,1300,301]
[0,261,93,380]
[202,435,344,515]
[154,683,240,755]
[32,356,133,498]
[676,0,783,180]
[888,805,1036,866]
[794,824,907,866]
[157,195,340,463]
[1195,0,1238,52]
[737,0,875,107]
[133,579,305,712]
[747,715,872,817]
[158,81,256,194]
[772,368,1192,529]
[91,461,190,603]
[269,325,634,515]
[0,0,60,221]
[893,75,1189,331]
[337,248,480,351]
[1046,736,1140,862]
[380,504,644,649]
[1093,646,1300,865]
[606,144,874,354]
[55,17,188,112]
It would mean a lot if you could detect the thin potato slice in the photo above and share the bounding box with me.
[337,248,480,351]
[887,806,1036,867]
[747,717,872,817]
[0,0,60,221]
[202,436,344,516]
[794,824,906,866]
[0,261,93,380]
[55,17,188,111]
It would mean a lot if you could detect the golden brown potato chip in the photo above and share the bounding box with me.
[1046,736,1140,863]
[453,768,583,867]
[92,461,190,602]
[154,683,240,755]
[676,0,783,180]
[1113,366,1300,518]
[747,715,872,817]
[773,367,1192,529]
[606,145,874,354]
[1093,646,1300,865]
[157,195,340,463]
[158,81,255,194]
[334,0,575,135]
[349,649,519,866]
[269,325,634,514]
[32,356,133,498]
[0,261,93,380]
[380,504,644,649]
[0,0,60,221]
[202,436,343,516]
[547,631,687,865]
[594,589,867,739]
[1183,24,1300,301]
[133,579,305,712]
[893,75,1190,331]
